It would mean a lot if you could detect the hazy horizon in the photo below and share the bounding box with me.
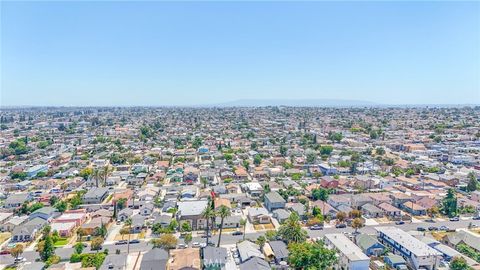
[1,1,479,106]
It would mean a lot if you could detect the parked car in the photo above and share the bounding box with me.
[177,244,187,249]
[449,217,460,222]
[192,242,200,248]
[232,231,243,236]
[0,250,10,255]
[472,216,480,220]
[129,239,140,244]
[14,257,26,263]
[395,221,405,225]
[417,227,426,231]
[439,226,449,231]
[428,226,438,231]
[335,223,347,229]
[425,219,435,223]
[309,224,323,230]
[115,240,128,245]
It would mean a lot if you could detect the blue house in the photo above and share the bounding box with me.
[355,234,385,256]
[318,163,337,176]
[384,254,408,270]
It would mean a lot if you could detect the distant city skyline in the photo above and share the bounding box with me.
[1,1,479,106]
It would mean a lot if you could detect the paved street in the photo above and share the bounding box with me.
[2,218,479,266]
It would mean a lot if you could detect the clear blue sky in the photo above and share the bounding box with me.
[1,1,479,106]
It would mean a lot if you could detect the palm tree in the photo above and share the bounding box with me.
[216,205,231,247]
[202,207,216,246]
[240,218,247,241]
[93,168,101,188]
[101,165,113,187]
[125,218,132,254]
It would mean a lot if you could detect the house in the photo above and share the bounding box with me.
[203,246,228,270]
[0,212,13,230]
[176,200,209,230]
[117,208,133,222]
[355,234,385,256]
[51,221,76,237]
[80,217,111,236]
[264,192,286,212]
[29,207,59,221]
[139,203,154,216]
[376,227,442,270]
[100,254,126,270]
[82,187,109,204]
[361,203,384,218]
[401,202,426,216]
[239,257,270,270]
[328,194,352,209]
[273,209,290,223]
[237,240,265,263]
[214,215,241,229]
[441,230,480,253]
[168,248,201,270]
[54,209,87,227]
[11,217,47,242]
[377,203,402,218]
[131,215,146,233]
[4,193,30,209]
[242,182,264,198]
[153,214,172,229]
[247,207,271,224]
[351,194,374,209]
[286,203,306,219]
[213,198,232,210]
[384,254,408,270]
[268,240,289,264]
[139,248,168,270]
[324,233,370,270]
[1,215,28,232]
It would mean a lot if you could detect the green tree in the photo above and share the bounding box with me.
[442,188,458,218]
[467,172,478,192]
[91,237,104,252]
[450,256,470,270]
[39,234,55,261]
[216,205,231,247]
[351,218,364,233]
[256,236,266,249]
[79,167,93,180]
[184,233,193,246]
[55,201,68,213]
[253,154,262,166]
[150,234,177,249]
[288,240,337,270]
[202,206,216,246]
[181,222,192,232]
[277,213,308,244]
[74,242,84,254]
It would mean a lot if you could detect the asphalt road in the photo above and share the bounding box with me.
[2,218,479,266]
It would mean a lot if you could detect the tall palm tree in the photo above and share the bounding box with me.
[216,205,231,247]
[202,206,216,246]
[125,218,132,254]
[101,165,113,187]
[93,168,101,188]
[240,218,247,241]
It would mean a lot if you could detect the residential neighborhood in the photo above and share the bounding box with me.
[0,106,480,270]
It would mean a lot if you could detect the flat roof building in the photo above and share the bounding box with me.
[375,227,442,270]
[324,233,370,270]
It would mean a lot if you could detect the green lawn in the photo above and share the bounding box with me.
[54,238,69,247]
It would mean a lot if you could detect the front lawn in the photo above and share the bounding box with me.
[54,238,69,247]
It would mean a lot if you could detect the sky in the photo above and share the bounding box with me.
[1,1,479,106]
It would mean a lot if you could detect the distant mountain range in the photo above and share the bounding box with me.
[211,99,378,107]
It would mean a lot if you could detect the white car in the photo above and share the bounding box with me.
[14,257,26,263]
[192,242,200,248]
